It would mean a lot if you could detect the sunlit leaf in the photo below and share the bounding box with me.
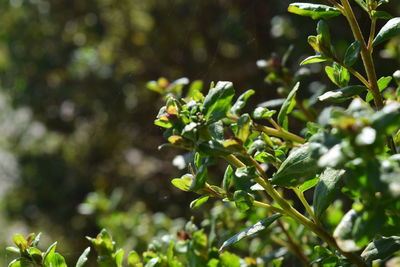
[219,214,282,250]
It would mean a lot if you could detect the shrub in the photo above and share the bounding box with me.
[6,0,400,266]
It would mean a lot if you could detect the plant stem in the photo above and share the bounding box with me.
[254,124,305,144]
[340,0,383,109]
[340,0,397,153]
[253,200,284,213]
[293,188,320,225]
[367,17,376,51]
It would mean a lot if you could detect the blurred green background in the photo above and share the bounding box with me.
[0,0,399,264]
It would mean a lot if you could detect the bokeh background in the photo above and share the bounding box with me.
[0,0,399,264]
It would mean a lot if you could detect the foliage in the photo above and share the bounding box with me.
[150,0,400,266]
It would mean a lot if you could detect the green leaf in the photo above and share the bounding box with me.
[366,76,392,102]
[186,80,204,101]
[219,252,241,267]
[190,196,209,209]
[343,41,361,67]
[254,152,276,164]
[300,55,328,65]
[235,166,258,180]
[171,174,193,192]
[236,114,251,142]
[313,168,345,219]
[114,249,124,267]
[317,20,331,48]
[223,165,234,195]
[371,11,393,20]
[308,35,322,53]
[333,209,362,252]
[13,235,28,251]
[272,143,321,187]
[27,247,42,263]
[190,165,208,191]
[325,63,350,87]
[378,0,390,7]
[127,251,141,266]
[6,247,20,254]
[378,76,393,89]
[233,190,254,212]
[76,247,91,267]
[373,17,400,47]
[252,107,277,120]
[203,81,235,123]
[299,177,319,192]
[371,102,400,134]
[277,82,299,130]
[288,3,341,20]
[43,242,58,264]
[361,236,400,261]
[8,259,30,267]
[231,89,255,116]
[219,214,282,250]
[44,252,67,267]
[319,85,366,102]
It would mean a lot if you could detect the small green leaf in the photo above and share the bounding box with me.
[319,85,366,102]
[343,41,361,67]
[272,143,321,187]
[325,63,350,87]
[254,152,276,164]
[308,35,322,53]
[333,209,362,252]
[300,55,328,65]
[76,247,91,267]
[6,247,20,254]
[45,252,67,267]
[186,80,204,101]
[278,82,299,130]
[252,107,277,120]
[373,17,400,47]
[190,165,208,191]
[288,3,341,20]
[317,20,331,48]
[236,114,252,142]
[233,190,254,212]
[127,251,141,266]
[219,252,241,267]
[235,166,258,180]
[231,89,255,116]
[366,76,392,102]
[13,235,28,251]
[43,242,57,263]
[371,11,393,20]
[313,168,345,219]
[361,236,400,261]
[190,196,209,209]
[223,165,234,195]
[219,214,282,250]
[115,249,124,267]
[171,174,194,192]
[203,81,235,123]
[8,258,30,267]
[299,177,319,192]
